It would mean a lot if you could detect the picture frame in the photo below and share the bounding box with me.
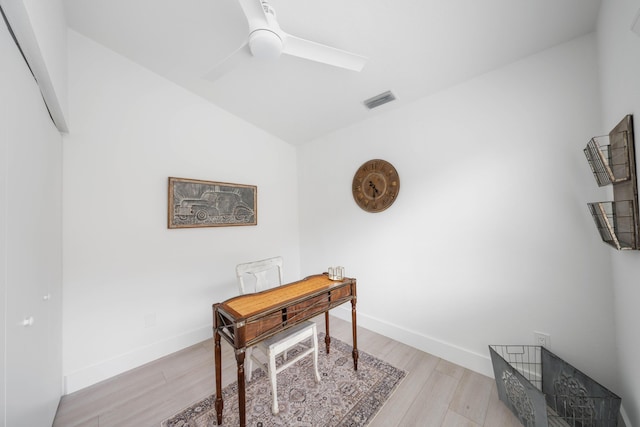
[168,177,257,228]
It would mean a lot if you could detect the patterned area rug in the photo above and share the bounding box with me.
[161,333,405,427]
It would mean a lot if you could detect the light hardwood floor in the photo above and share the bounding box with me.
[54,316,525,427]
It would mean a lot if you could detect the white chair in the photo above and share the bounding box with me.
[235,256,321,415]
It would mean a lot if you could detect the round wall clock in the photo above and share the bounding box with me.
[352,159,400,213]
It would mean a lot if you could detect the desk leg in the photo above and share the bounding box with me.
[324,311,331,354]
[214,324,223,425]
[235,349,247,427]
[351,298,358,370]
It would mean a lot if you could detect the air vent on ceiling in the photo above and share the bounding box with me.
[364,90,396,110]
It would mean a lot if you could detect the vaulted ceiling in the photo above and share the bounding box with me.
[63,0,602,144]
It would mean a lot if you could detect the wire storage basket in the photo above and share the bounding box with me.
[489,345,621,427]
[584,134,631,186]
[587,200,638,250]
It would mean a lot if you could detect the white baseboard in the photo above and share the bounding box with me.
[63,325,212,394]
[329,306,494,378]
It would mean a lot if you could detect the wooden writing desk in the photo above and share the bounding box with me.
[213,273,358,426]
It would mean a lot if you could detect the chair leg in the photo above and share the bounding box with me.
[245,346,254,382]
[312,326,320,382]
[268,348,279,414]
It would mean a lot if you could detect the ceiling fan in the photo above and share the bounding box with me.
[204,0,367,81]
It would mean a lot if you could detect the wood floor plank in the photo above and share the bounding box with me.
[397,369,460,426]
[436,357,465,379]
[449,369,494,425]
[76,417,99,427]
[368,350,440,427]
[483,383,523,427]
[375,339,417,370]
[98,358,217,426]
[442,409,482,427]
[53,371,166,427]
[356,330,394,359]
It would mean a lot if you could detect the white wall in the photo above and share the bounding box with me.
[63,30,301,393]
[0,13,63,427]
[299,33,621,391]
[598,0,640,425]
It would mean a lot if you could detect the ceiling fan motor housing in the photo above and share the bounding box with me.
[249,29,283,59]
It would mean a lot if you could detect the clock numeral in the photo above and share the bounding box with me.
[362,162,378,172]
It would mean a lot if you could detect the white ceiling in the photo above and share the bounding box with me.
[63,0,602,145]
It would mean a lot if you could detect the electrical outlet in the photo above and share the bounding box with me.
[534,331,550,347]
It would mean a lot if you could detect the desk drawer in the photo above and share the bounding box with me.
[288,285,353,321]
[245,311,283,342]
[289,294,329,320]
[330,285,352,301]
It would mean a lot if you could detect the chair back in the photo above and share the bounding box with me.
[236,256,284,294]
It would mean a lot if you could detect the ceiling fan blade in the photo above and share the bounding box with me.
[282,34,367,72]
[237,0,269,30]
[203,41,251,82]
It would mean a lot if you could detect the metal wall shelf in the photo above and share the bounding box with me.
[585,115,639,250]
